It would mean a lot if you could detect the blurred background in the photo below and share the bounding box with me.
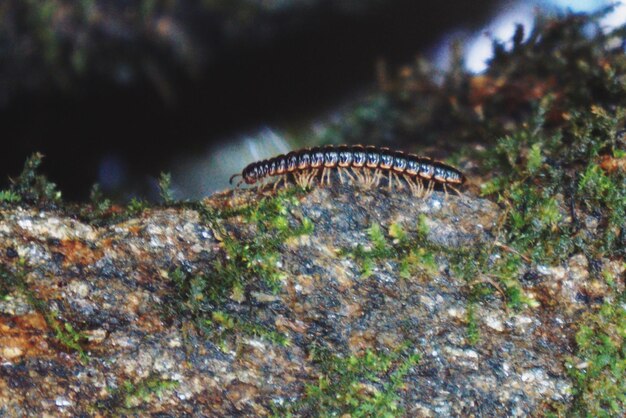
[1,0,624,201]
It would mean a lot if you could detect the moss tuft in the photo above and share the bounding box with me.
[565,298,626,417]
[169,188,313,347]
[8,152,61,204]
[96,374,179,413]
[0,264,88,361]
[275,343,420,417]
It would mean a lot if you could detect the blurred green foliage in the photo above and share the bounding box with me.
[0,0,386,103]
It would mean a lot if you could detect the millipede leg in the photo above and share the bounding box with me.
[295,171,306,188]
[392,172,404,190]
[425,180,435,197]
[338,168,345,184]
[404,175,417,196]
[375,169,383,187]
[308,170,318,188]
[416,178,424,197]
[272,176,281,191]
[387,171,393,192]
[363,168,371,186]
[350,167,365,184]
[372,170,379,187]
[448,185,462,196]
[344,167,356,183]
[443,184,449,201]
[321,167,332,186]
[294,171,302,188]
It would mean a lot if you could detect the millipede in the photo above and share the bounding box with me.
[230,145,465,196]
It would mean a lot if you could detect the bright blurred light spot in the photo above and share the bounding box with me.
[465,2,535,73]
[544,0,607,11]
[600,1,626,28]
[173,128,292,199]
[437,0,626,73]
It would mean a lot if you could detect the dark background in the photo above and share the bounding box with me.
[1,0,498,200]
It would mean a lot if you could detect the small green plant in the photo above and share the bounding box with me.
[566,299,626,417]
[97,374,179,412]
[276,344,420,417]
[126,197,149,215]
[169,189,312,347]
[0,264,88,361]
[89,183,112,213]
[46,312,89,362]
[466,302,480,346]
[0,190,21,203]
[8,152,61,203]
[205,310,289,347]
[158,172,175,204]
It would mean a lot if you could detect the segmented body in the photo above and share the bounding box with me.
[236,145,465,187]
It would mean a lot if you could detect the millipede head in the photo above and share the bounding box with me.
[445,168,465,184]
[242,164,259,184]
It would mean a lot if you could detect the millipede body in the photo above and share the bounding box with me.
[233,145,465,188]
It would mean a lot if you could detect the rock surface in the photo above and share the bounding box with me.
[0,182,620,416]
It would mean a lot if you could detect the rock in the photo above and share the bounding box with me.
[0,183,611,416]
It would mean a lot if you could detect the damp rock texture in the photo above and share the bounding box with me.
[0,183,617,416]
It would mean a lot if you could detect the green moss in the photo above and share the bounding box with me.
[46,313,89,362]
[566,298,626,417]
[8,152,61,204]
[205,310,289,347]
[169,189,313,347]
[466,302,480,346]
[0,190,21,203]
[126,197,149,216]
[85,183,113,218]
[96,374,179,413]
[0,264,88,361]
[158,172,175,205]
[470,14,626,411]
[345,221,533,312]
[275,344,420,417]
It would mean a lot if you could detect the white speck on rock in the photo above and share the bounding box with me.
[512,315,534,334]
[484,313,504,332]
[67,281,90,298]
[17,218,33,230]
[55,396,72,407]
[521,368,546,383]
[245,338,266,349]
[446,307,466,319]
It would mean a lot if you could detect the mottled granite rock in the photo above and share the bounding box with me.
[0,183,619,416]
